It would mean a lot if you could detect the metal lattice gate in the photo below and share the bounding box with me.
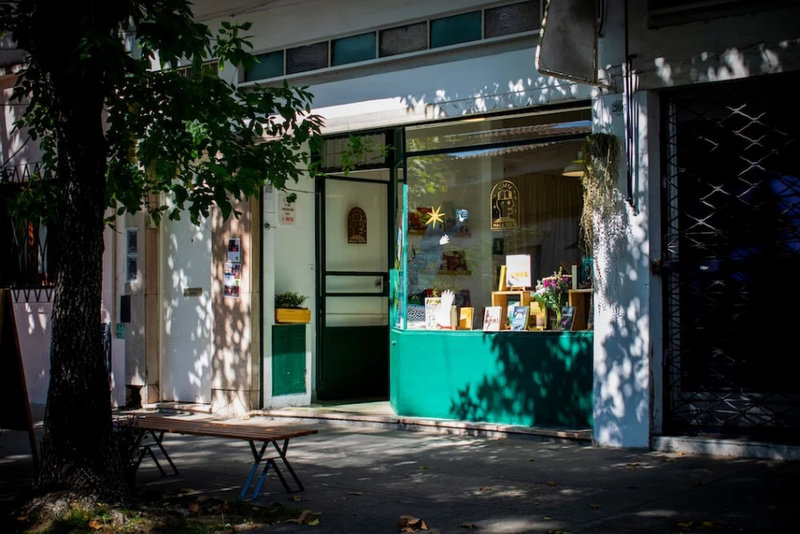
[662,72,800,444]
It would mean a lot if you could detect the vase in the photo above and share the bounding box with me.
[549,310,562,330]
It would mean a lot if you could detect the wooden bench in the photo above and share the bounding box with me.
[129,415,318,500]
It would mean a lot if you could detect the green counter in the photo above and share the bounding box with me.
[390,329,593,429]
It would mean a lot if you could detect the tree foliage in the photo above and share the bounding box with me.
[0,0,324,501]
[3,0,324,226]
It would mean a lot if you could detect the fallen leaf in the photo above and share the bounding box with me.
[546,481,557,486]
[459,522,478,528]
[188,502,200,513]
[397,515,429,531]
[286,509,313,524]
[88,519,103,530]
[418,465,430,470]
[290,495,303,502]
[347,491,363,496]
[480,486,491,491]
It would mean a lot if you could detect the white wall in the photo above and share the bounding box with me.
[13,298,51,406]
[267,174,316,407]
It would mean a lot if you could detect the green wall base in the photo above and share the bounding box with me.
[390,329,593,429]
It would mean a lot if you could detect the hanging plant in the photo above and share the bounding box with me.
[579,133,620,254]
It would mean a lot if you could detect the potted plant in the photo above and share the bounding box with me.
[275,291,311,323]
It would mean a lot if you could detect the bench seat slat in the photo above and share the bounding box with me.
[132,416,318,441]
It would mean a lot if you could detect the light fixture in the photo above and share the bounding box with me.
[562,151,584,177]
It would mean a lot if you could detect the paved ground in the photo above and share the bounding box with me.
[2,409,799,533]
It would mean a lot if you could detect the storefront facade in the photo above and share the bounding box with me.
[121,0,800,453]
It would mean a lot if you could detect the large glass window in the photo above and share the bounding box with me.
[398,107,591,330]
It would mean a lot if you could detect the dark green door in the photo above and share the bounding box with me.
[317,172,390,400]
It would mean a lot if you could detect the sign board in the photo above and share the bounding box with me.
[506,254,532,288]
[536,0,601,86]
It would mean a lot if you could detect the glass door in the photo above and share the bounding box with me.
[316,171,389,400]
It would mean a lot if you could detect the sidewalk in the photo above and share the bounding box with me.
[2,407,798,533]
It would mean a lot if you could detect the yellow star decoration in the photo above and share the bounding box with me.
[425,205,445,229]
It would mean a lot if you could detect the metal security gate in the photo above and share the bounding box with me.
[661,72,800,443]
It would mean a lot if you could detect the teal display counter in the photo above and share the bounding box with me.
[390,329,593,428]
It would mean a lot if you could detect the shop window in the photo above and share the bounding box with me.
[332,32,376,66]
[1,165,57,289]
[286,41,328,74]
[430,11,482,49]
[0,197,55,288]
[379,22,427,57]
[399,107,592,331]
[485,1,540,38]
[245,50,284,81]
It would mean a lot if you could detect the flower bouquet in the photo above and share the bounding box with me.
[532,268,570,329]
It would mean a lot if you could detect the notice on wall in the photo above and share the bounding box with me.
[227,237,241,262]
[224,261,241,298]
[264,184,276,214]
[279,193,296,225]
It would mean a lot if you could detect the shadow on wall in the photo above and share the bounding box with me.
[449,332,593,429]
[13,299,52,406]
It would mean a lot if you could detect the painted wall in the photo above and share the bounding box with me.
[210,198,260,415]
[267,176,316,407]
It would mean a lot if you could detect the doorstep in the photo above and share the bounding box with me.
[251,402,592,442]
[147,402,213,415]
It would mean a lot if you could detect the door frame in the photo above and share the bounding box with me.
[314,130,397,401]
[315,173,392,400]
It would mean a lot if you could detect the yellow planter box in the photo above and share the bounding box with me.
[275,308,311,324]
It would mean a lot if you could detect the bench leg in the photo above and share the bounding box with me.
[134,430,178,477]
[240,442,269,500]
[271,438,304,492]
[240,439,304,500]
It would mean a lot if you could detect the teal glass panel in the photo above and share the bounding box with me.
[430,11,481,48]
[332,32,377,66]
[244,50,283,81]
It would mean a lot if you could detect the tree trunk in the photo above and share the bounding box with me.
[34,69,127,501]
